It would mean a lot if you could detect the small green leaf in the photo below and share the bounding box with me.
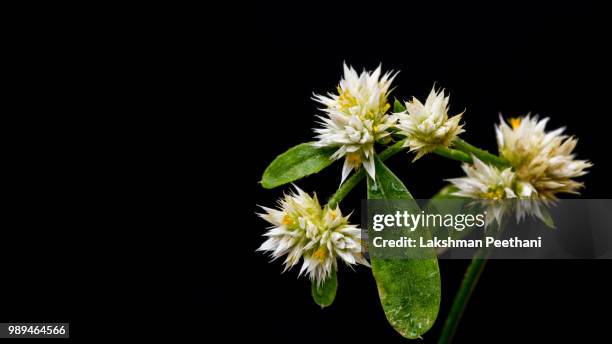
[539,205,556,229]
[311,270,337,308]
[367,155,441,339]
[261,142,336,189]
[431,185,461,200]
[393,98,406,113]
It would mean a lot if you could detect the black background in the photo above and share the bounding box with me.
[2,2,611,342]
[202,3,612,343]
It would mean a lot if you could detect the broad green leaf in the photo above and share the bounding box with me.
[261,142,336,189]
[393,98,406,113]
[367,155,441,339]
[311,270,337,308]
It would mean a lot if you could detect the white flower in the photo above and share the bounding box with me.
[447,156,550,225]
[396,86,465,161]
[313,63,397,184]
[448,156,519,225]
[257,185,369,285]
[496,115,592,200]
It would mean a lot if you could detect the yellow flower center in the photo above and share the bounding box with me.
[346,152,362,168]
[282,215,293,226]
[329,210,337,220]
[337,87,358,110]
[313,246,327,262]
[510,117,522,129]
[484,188,506,200]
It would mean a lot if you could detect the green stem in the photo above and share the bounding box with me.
[438,257,487,344]
[379,139,406,160]
[452,138,509,167]
[438,223,505,343]
[326,137,508,207]
[433,147,472,164]
[326,140,405,207]
[326,169,365,208]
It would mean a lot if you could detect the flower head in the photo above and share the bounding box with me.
[448,156,520,224]
[313,63,397,184]
[496,115,592,200]
[257,185,369,285]
[448,155,550,225]
[396,86,465,160]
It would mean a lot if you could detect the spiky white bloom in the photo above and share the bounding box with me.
[257,185,369,285]
[496,115,592,200]
[447,157,544,225]
[396,86,465,161]
[313,63,397,184]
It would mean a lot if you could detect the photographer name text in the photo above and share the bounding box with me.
[372,236,543,248]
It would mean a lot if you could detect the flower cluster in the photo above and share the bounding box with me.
[396,87,465,161]
[449,115,591,224]
[496,115,592,200]
[448,156,539,224]
[257,186,369,286]
[313,63,397,184]
[259,62,592,282]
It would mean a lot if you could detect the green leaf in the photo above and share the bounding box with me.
[367,155,441,339]
[261,142,336,189]
[393,98,406,113]
[539,205,556,229]
[431,185,461,200]
[311,270,337,308]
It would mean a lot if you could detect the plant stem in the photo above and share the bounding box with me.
[438,222,505,343]
[433,147,472,164]
[326,140,405,207]
[379,139,406,160]
[452,138,510,167]
[326,169,365,208]
[326,137,509,207]
[437,257,488,344]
